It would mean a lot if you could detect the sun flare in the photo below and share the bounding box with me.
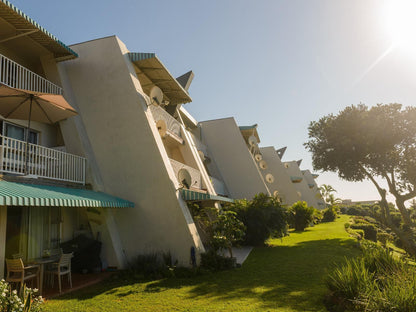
[382,0,416,52]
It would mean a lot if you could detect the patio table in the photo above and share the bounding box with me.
[33,256,60,295]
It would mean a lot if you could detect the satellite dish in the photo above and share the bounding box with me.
[259,160,268,170]
[178,168,192,189]
[156,120,167,137]
[265,173,274,184]
[248,135,258,146]
[254,153,262,162]
[150,86,163,106]
[273,190,279,198]
[297,191,302,198]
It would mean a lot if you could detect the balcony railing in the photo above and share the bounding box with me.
[0,53,63,95]
[149,105,182,138]
[0,135,86,184]
[169,158,202,190]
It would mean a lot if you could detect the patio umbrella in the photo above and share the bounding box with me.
[0,83,78,172]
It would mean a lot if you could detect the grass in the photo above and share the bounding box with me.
[43,215,359,312]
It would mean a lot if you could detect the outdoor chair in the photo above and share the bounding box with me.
[45,252,73,293]
[5,258,40,290]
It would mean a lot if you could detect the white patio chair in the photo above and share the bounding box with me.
[45,252,73,293]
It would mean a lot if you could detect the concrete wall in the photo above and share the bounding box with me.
[199,118,270,200]
[58,36,203,267]
[259,147,301,206]
[303,170,325,209]
[284,161,320,209]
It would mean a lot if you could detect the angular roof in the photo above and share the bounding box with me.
[0,0,78,60]
[128,52,192,105]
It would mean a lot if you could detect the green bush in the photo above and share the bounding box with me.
[289,201,315,231]
[0,280,43,312]
[200,250,236,271]
[350,223,377,242]
[377,231,393,246]
[325,243,416,312]
[349,229,364,240]
[225,193,288,246]
[322,207,337,222]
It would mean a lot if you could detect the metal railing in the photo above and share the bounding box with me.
[149,105,182,138]
[169,158,202,190]
[0,135,86,184]
[0,53,63,95]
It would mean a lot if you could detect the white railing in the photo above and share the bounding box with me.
[0,53,63,95]
[149,105,182,138]
[169,158,202,190]
[0,135,86,184]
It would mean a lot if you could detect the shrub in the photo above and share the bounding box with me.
[377,231,393,246]
[226,193,288,246]
[350,223,377,242]
[0,280,43,312]
[325,258,375,311]
[344,222,350,229]
[289,201,315,231]
[200,250,236,271]
[325,243,416,312]
[322,207,337,222]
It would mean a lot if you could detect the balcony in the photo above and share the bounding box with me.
[149,105,182,143]
[0,135,86,184]
[169,158,203,190]
[0,53,63,95]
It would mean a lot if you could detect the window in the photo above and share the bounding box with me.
[3,122,38,144]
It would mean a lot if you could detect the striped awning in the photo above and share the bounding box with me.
[291,176,303,183]
[0,181,134,208]
[180,189,234,203]
[0,0,78,60]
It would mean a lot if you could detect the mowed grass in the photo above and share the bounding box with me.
[43,215,359,312]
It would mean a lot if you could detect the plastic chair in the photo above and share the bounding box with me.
[45,253,73,293]
[5,258,39,289]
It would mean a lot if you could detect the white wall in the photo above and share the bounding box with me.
[284,161,320,208]
[58,36,203,267]
[260,147,301,205]
[199,118,270,200]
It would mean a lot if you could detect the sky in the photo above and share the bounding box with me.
[11,0,416,202]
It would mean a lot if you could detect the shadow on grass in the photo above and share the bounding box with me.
[48,238,360,311]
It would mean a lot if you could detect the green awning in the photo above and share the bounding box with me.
[0,181,134,208]
[181,189,234,203]
[0,0,78,60]
[291,176,303,183]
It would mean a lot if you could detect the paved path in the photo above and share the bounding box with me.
[220,246,253,264]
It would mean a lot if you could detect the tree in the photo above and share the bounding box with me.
[319,184,342,207]
[305,104,416,254]
[289,201,315,231]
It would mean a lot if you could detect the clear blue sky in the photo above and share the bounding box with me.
[13,0,416,202]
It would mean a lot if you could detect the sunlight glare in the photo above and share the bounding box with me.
[383,0,416,52]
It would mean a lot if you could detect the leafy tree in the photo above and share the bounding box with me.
[289,201,315,231]
[305,104,416,255]
[225,193,288,246]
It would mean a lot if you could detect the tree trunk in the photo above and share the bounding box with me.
[379,197,416,256]
[395,197,414,226]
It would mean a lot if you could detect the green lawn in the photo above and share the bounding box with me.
[43,215,359,312]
